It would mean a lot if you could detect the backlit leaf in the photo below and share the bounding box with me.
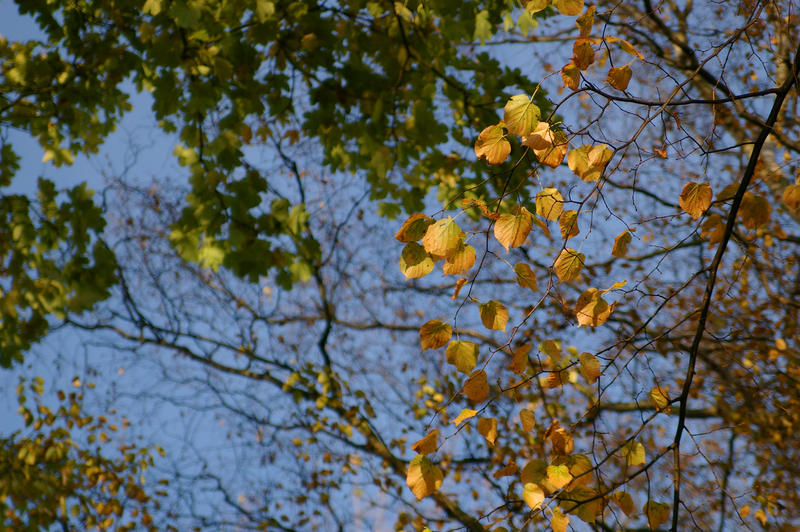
[579,353,602,384]
[464,370,489,402]
[575,5,595,37]
[783,184,800,211]
[536,188,564,221]
[607,64,632,90]
[573,39,595,70]
[399,243,434,279]
[520,408,536,432]
[395,213,433,242]
[479,300,509,331]
[526,0,549,13]
[679,182,712,220]
[411,430,440,454]
[606,36,644,59]
[514,263,538,292]
[419,320,452,351]
[522,483,545,510]
[575,288,613,327]
[554,248,585,282]
[560,486,600,523]
[477,417,498,445]
[451,408,477,425]
[421,218,464,258]
[446,340,478,373]
[553,0,584,16]
[612,230,632,257]
[494,207,533,252]
[406,455,443,500]
[561,62,580,90]
[442,243,475,276]
[559,210,579,239]
[503,94,541,137]
[650,386,670,411]
[493,462,518,478]
[611,491,635,516]
[644,501,670,529]
[546,465,572,490]
[622,440,646,466]
[551,507,570,532]
[451,278,468,299]
[475,124,511,165]
[524,123,568,168]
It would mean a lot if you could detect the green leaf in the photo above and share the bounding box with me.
[473,10,493,44]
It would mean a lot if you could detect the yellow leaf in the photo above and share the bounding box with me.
[612,230,632,257]
[477,417,498,445]
[545,422,574,455]
[554,248,585,282]
[479,300,509,331]
[546,465,572,490]
[561,62,580,90]
[536,187,565,221]
[406,455,443,500]
[508,344,532,374]
[679,182,713,220]
[419,320,452,351]
[575,5,594,37]
[649,386,670,411]
[579,353,602,384]
[446,340,478,373]
[573,39,595,70]
[551,507,570,532]
[411,430,440,455]
[503,94,541,137]
[514,263,538,292]
[493,461,518,478]
[464,370,489,402]
[575,288,613,327]
[552,0,583,16]
[611,491,635,515]
[421,218,464,258]
[739,192,770,229]
[520,408,536,432]
[643,501,670,529]
[559,210,579,240]
[451,408,478,425]
[783,184,800,211]
[622,440,646,466]
[475,124,511,165]
[522,483,545,510]
[462,197,499,220]
[524,123,568,168]
[607,64,632,90]
[559,486,600,523]
[399,243,434,279]
[494,207,533,252]
[605,36,644,59]
[451,277,468,300]
[738,504,750,519]
[755,508,767,525]
[525,0,549,14]
[442,243,476,276]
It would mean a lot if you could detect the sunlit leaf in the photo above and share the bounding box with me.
[442,243,476,276]
[494,207,533,252]
[607,64,632,90]
[479,300,509,331]
[399,242,434,279]
[573,39,595,70]
[493,462,518,478]
[679,182,712,220]
[522,483,545,510]
[546,465,572,490]
[551,506,570,532]
[554,248,585,282]
[579,353,602,384]
[524,123,568,168]
[411,430,440,455]
[421,217,464,258]
[644,501,670,529]
[612,230,632,257]
[451,277,468,300]
[622,440,646,466]
[559,210,579,239]
[477,417,498,445]
[520,408,536,432]
[451,408,478,425]
[406,455,443,500]
[395,213,433,242]
[475,124,511,165]
[446,340,478,373]
[561,62,580,90]
[464,370,489,402]
[514,263,538,292]
[650,386,670,411]
[575,288,613,327]
[606,36,644,59]
[526,0,549,14]
[611,491,635,516]
[419,320,452,351]
[552,0,583,16]
[536,188,564,221]
[575,5,595,37]
[503,94,541,137]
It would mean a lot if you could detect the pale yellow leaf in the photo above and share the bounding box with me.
[406,455,443,500]
[546,465,572,490]
[451,408,478,425]
[503,94,541,137]
[622,440,646,466]
[421,217,464,258]
[522,483,545,510]
[551,507,570,532]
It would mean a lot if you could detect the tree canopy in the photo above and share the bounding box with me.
[1,0,799,530]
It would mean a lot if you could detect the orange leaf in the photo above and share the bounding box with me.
[411,429,440,454]
[475,124,511,165]
[607,64,632,90]
[419,320,452,351]
[477,417,498,445]
[679,182,713,220]
[561,62,580,90]
[464,370,489,402]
